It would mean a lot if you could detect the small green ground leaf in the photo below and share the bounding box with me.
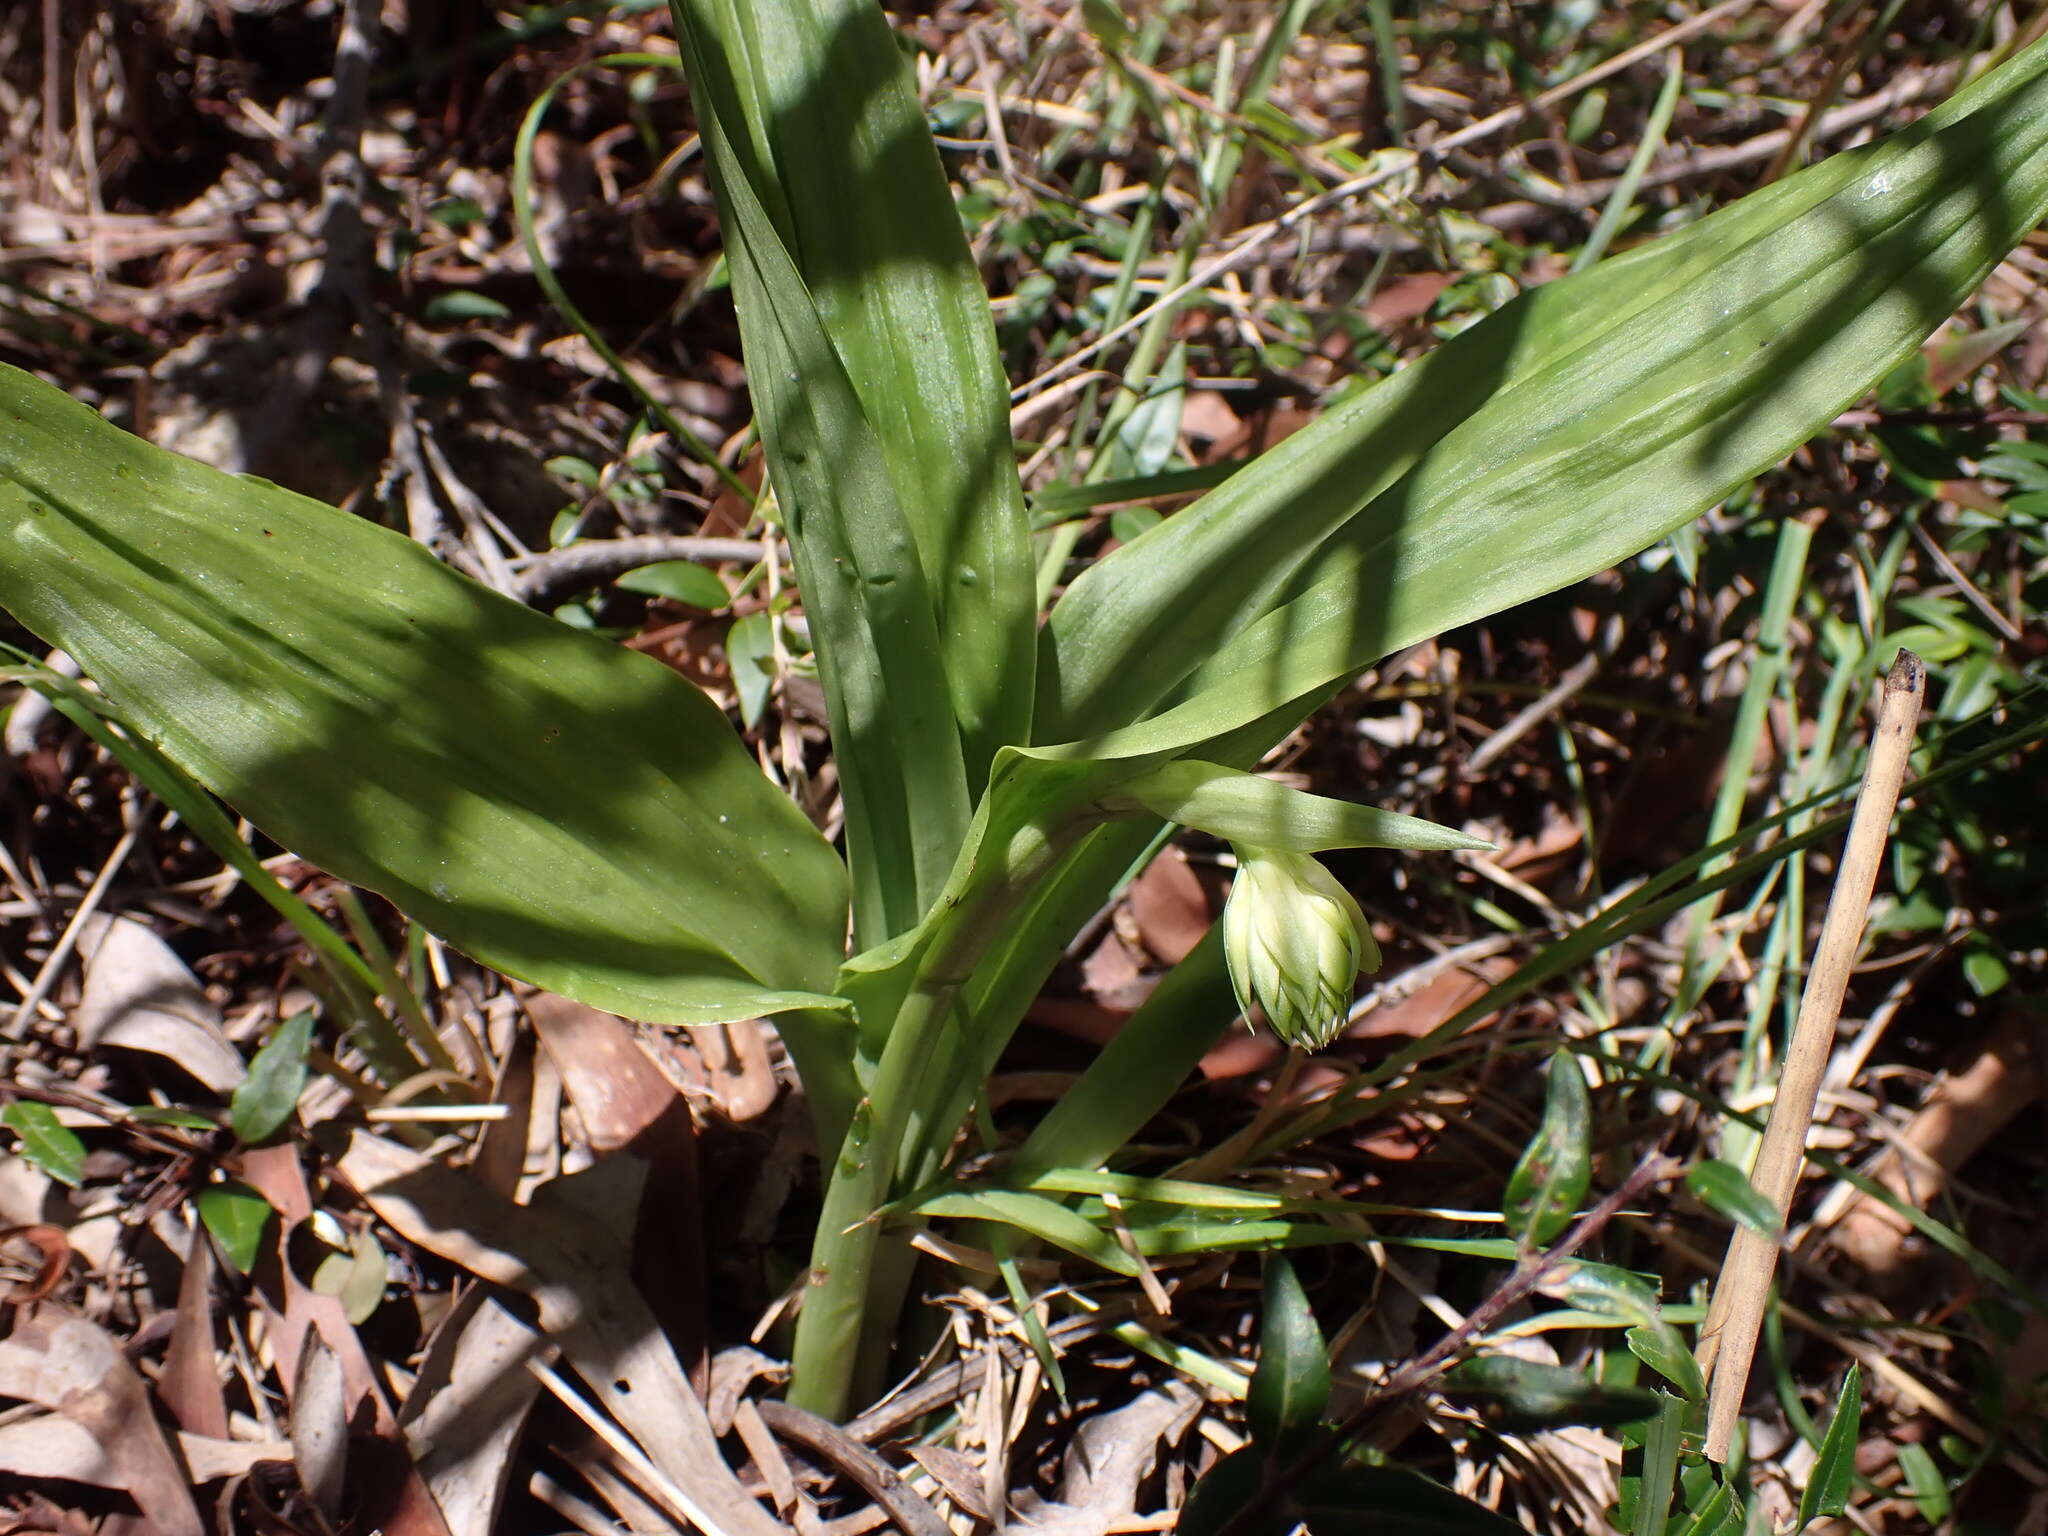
[0,1101,84,1187]
[423,290,512,321]
[1797,1363,1862,1529]
[1895,1442,1950,1524]
[1246,1253,1329,1450]
[230,1011,314,1145]
[198,1181,276,1273]
[1504,1050,1592,1246]
[1686,1160,1780,1235]
[310,1227,389,1325]
[615,560,731,610]
[1444,1356,1661,1431]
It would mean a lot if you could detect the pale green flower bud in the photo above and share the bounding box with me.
[1221,845,1381,1051]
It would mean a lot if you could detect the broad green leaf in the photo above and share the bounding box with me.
[230,1011,314,1145]
[668,0,1037,861]
[0,368,848,1026]
[1685,1159,1781,1236]
[1104,759,1489,852]
[1443,1355,1661,1431]
[1,1101,85,1187]
[1797,1363,1861,1529]
[1042,38,2048,757]
[614,560,730,610]
[1246,1254,1329,1451]
[678,90,972,944]
[1180,1450,1537,1536]
[198,1181,276,1273]
[1503,1050,1593,1247]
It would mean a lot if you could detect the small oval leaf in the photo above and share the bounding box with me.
[1685,1159,1780,1236]
[198,1181,276,1274]
[230,1011,314,1145]
[1,1101,85,1187]
[615,560,731,610]
[1503,1050,1592,1247]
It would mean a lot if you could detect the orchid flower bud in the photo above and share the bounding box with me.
[1220,845,1381,1052]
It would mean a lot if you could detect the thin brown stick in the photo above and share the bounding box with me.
[1697,650,1926,1462]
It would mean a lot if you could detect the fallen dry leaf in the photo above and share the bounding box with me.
[74,914,244,1095]
[0,1307,206,1536]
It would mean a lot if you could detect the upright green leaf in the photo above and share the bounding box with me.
[0,369,848,1025]
[668,0,1037,929]
[1246,1254,1330,1451]
[1503,1050,1593,1247]
[1797,1363,1862,1529]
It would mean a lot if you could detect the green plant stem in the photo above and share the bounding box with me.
[788,809,1078,1418]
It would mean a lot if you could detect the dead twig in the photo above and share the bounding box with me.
[1696,650,1926,1462]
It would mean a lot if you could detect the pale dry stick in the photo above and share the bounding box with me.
[1697,650,1926,1463]
[1010,0,1762,407]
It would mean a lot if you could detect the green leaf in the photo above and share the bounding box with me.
[1246,1254,1330,1450]
[1552,1263,1705,1402]
[310,1226,389,1325]
[1895,1441,1949,1524]
[1503,1050,1592,1247]
[0,365,849,1026]
[1,1101,85,1187]
[1443,1355,1662,1431]
[198,1181,276,1274]
[1797,1363,1862,1529]
[1685,1159,1780,1236]
[614,559,731,610]
[725,610,776,730]
[230,1011,314,1145]
[1040,38,2048,758]
[128,1106,220,1130]
[913,1189,1139,1276]
[671,0,1038,933]
[426,197,488,230]
[1180,1450,1537,1536]
[1630,1393,1685,1536]
[544,455,602,489]
[423,290,512,321]
[1104,759,1490,853]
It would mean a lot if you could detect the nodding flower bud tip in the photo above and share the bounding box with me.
[1220,845,1380,1052]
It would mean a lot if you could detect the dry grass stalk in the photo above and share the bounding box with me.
[1697,649,1926,1463]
